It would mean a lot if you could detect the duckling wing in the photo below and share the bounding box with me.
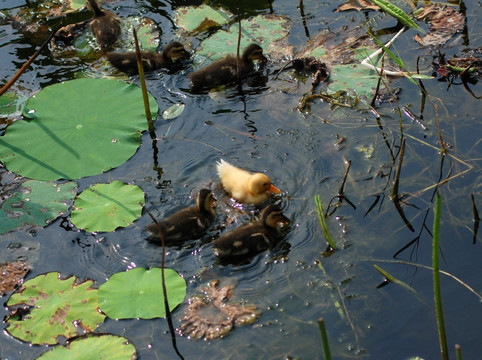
[212,224,273,263]
[147,206,215,244]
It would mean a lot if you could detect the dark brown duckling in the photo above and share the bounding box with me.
[86,0,121,48]
[189,44,267,92]
[106,42,191,76]
[212,205,289,264]
[146,189,217,245]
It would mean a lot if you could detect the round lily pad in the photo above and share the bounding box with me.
[175,4,232,33]
[37,334,137,360]
[6,272,105,345]
[0,78,158,181]
[0,179,77,235]
[70,181,145,233]
[98,267,186,319]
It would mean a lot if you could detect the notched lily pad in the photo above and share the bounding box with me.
[175,4,232,33]
[6,272,105,345]
[98,267,186,319]
[37,334,137,360]
[0,78,158,181]
[0,180,77,235]
[70,181,145,233]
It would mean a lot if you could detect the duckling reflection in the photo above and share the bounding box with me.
[106,42,190,76]
[212,205,290,265]
[86,0,121,48]
[146,189,216,245]
[189,44,267,93]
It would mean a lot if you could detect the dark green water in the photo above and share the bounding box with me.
[1,0,481,359]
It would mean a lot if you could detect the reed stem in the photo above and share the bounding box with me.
[433,192,449,360]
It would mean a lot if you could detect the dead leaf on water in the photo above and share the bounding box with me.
[414,4,464,46]
[336,0,380,12]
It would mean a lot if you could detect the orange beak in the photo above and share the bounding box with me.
[269,184,281,194]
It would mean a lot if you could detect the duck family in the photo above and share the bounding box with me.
[146,160,289,263]
[79,1,289,263]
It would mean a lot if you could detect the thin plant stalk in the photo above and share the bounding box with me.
[317,318,332,360]
[142,205,184,360]
[132,27,155,137]
[315,195,337,250]
[455,344,462,360]
[433,192,449,360]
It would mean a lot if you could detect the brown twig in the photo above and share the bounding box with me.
[0,24,61,97]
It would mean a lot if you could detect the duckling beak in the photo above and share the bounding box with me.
[269,184,281,194]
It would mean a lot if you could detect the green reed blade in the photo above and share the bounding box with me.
[317,317,332,360]
[315,195,337,250]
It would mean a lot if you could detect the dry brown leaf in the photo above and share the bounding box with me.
[414,4,464,46]
[337,0,380,12]
[0,261,31,295]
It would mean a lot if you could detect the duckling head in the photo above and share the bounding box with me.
[261,205,290,229]
[249,173,281,197]
[197,189,217,216]
[163,42,190,61]
[242,44,267,63]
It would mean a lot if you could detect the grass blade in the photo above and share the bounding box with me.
[317,317,332,360]
[315,195,337,250]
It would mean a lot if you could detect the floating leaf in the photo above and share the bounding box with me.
[162,103,185,120]
[0,78,158,181]
[6,272,105,345]
[0,180,77,235]
[0,261,31,296]
[70,181,144,233]
[175,4,232,33]
[37,334,137,360]
[98,267,186,319]
[328,63,380,100]
[196,14,291,62]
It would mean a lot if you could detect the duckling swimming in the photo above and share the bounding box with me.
[212,205,289,264]
[146,189,216,244]
[189,44,267,92]
[106,42,191,76]
[86,0,121,48]
[216,159,281,205]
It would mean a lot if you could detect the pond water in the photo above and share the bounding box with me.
[1,0,481,359]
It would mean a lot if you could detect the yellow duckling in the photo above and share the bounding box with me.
[146,189,216,244]
[86,0,121,48]
[217,159,281,205]
[106,42,191,76]
[189,44,267,92]
[212,205,290,264]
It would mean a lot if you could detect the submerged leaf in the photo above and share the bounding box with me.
[414,4,464,46]
[98,267,186,319]
[70,181,145,233]
[0,180,77,235]
[0,261,30,296]
[6,272,105,345]
[162,103,185,120]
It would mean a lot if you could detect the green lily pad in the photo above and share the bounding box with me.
[196,14,290,62]
[328,63,380,99]
[175,4,232,33]
[6,272,105,345]
[0,78,157,181]
[70,181,144,233]
[37,334,137,360]
[0,179,77,235]
[98,267,186,319]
